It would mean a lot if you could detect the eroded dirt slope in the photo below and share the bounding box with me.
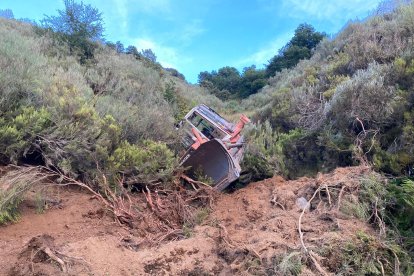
[0,166,375,275]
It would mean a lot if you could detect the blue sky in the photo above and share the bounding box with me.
[1,0,382,83]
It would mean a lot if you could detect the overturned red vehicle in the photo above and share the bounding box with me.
[178,104,250,191]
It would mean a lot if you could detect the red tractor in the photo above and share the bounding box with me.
[179,104,250,191]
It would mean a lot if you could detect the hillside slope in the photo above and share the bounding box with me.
[240,2,414,181]
[1,2,414,275]
[0,166,409,275]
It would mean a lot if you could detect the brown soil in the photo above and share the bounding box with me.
[0,166,376,275]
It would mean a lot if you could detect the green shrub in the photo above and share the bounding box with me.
[393,57,414,89]
[322,74,350,100]
[0,125,24,164]
[39,110,121,179]
[398,2,414,35]
[327,63,395,131]
[326,52,352,76]
[163,80,191,122]
[322,174,414,274]
[276,252,302,276]
[86,48,178,144]
[386,178,414,255]
[371,109,414,175]
[240,150,274,183]
[0,20,48,114]
[340,173,388,223]
[254,87,297,132]
[194,207,210,225]
[320,231,412,275]
[242,121,333,180]
[108,140,177,185]
[241,121,278,182]
[0,107,51,163]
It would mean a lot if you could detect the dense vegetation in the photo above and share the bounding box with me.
[0,0,414,272]
[0,1,223,197]
[241,2,414,180]
[266,23,326,77]
[235,2,414,267]
[198,65,267,100]
[198,24,325,100]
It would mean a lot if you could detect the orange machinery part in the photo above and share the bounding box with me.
[230,114,251,144]
[191,127,208,150]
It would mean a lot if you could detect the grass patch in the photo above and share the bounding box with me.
[318,231,412,275]
[0,167,48,225]
[194,207,210,225]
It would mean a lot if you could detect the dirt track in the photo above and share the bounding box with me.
[0,166,375,275]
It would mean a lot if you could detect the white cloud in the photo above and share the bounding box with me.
[131,37,191,69]
[101,0,172,37]
[129,0,171,14]
[280,0,380,21]
[258,0,381,31]
[235,32,294,68]
[88,0,130,38]
[179,19,206,45]
[112,0,128,33]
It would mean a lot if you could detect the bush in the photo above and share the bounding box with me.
[327,62,395,132]
[387,178,414,255]
[163,80,191,122]
[235,3,414,179]
[242,121,337,180]
[267,252,302,276]
[0,107,51,164]
[353,174,388,221]
[0,21,48,114]
[0,17,201,190]
[87,48,178,144]
[241,121,279,182]
[108,140,177,186]
[39,111,121,180]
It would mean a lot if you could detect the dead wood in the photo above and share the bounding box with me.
[270,195,286,210]
[180,174,214,189]
[309,251,330,276]
[18,234,90,275]
[41,247,66,273]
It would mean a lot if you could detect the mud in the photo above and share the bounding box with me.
[0,166,375,275]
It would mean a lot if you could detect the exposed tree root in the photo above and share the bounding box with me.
[270,194,286,210]
[17,234,91,275]
[180,174,214,190]
[44,169,137,227]
[39,246,66,272]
